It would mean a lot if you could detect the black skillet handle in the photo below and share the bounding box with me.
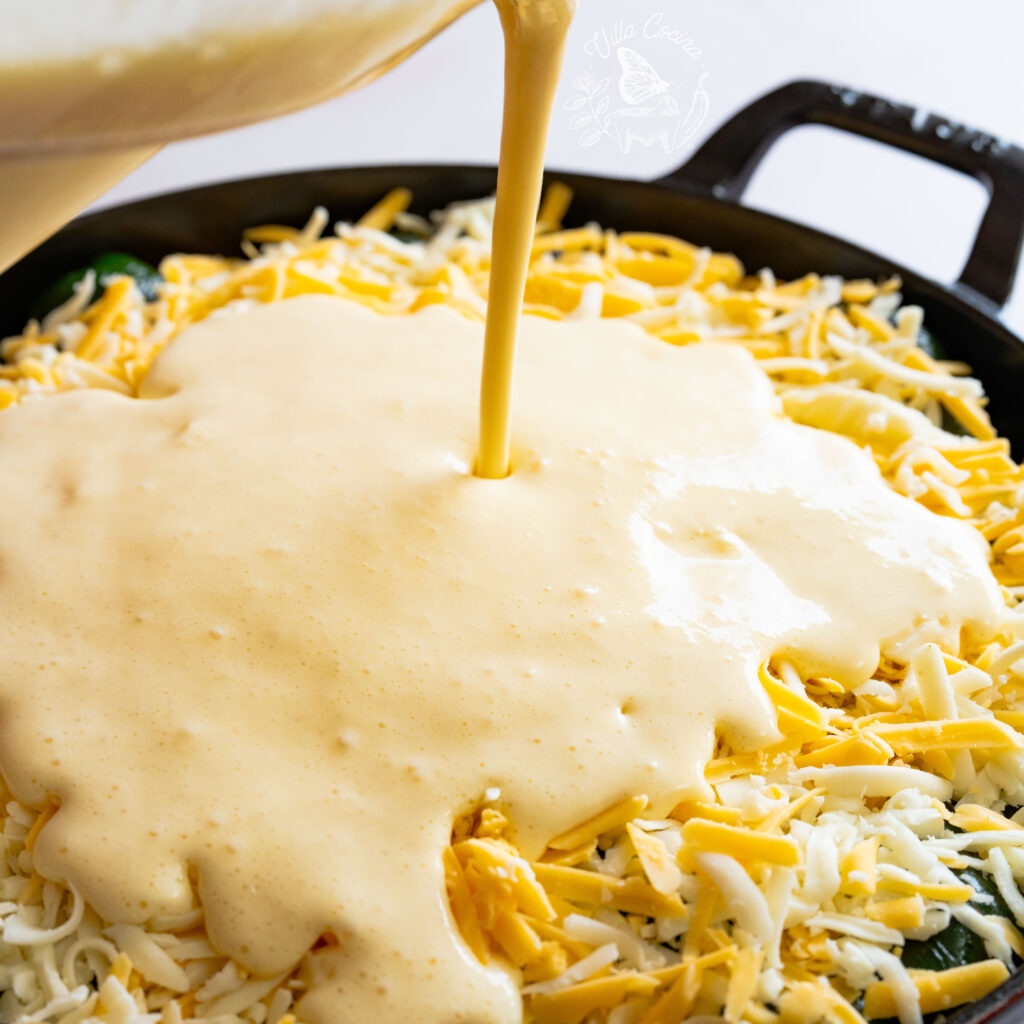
[659,80,1024,308]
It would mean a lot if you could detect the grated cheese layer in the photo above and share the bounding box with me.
[1,187,1023,1024]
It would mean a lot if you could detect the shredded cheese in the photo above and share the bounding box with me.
[2,187,1024,1024]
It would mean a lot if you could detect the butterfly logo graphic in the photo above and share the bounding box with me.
[565,38,710,155]
[617,47,677,108]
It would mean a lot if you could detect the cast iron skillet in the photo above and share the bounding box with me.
[2,79,1024,1023]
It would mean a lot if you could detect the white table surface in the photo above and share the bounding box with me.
[98,0,1024,334]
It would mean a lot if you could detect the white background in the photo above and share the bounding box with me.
[99,0,1024,332]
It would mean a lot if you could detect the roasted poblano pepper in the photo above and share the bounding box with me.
[902,869,1015,972]
[28,252,161,323]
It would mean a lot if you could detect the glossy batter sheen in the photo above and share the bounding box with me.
[0,296,1003,1022]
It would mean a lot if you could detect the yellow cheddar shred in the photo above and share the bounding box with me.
[23,804,58,853]
[546,794,649,851]
[948,803,1023,832]
[864,896,925,930]
[634,960,702,1024]
[530,863,685,918]
[355,187,412,232]
[876,876,974,903]
[863,960,1010,1019]
[756,787,826,833]
[670,801,743,826]
[679,818,800,868]
[539,839,598,867]
[848,304,896,342]
[759,664,829,741]
[443,846,489,965]
[535,181,574,234]
[529,972,660,1024]
[840,837,880,897]
[724,946,764,1022]
[522,941,570,984]
[110,952,132,988]
[491,909,543,966]
[868,718,1023,752]
[455,837,556,922]
[626,822,683,895]
[795,734,892,769]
